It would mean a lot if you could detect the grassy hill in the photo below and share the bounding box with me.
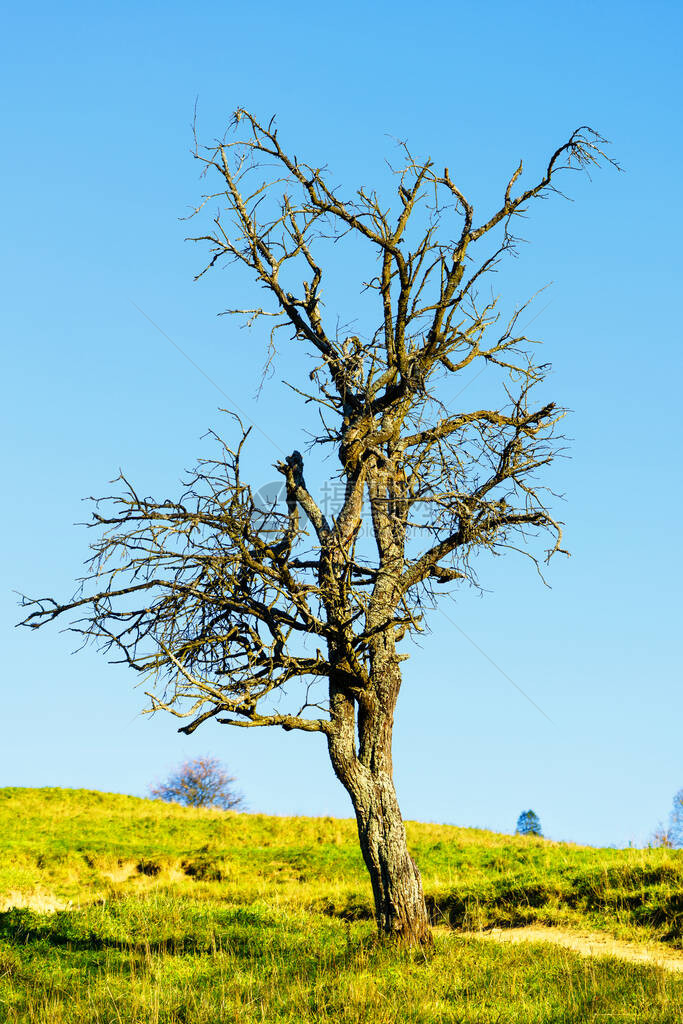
[1,787,682,1022]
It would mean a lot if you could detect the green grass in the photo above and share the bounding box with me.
[1,787,682,1022]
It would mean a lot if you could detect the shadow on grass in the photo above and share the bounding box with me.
[0,906,380,974]
[423,862,683,943]
[0,907,274,958]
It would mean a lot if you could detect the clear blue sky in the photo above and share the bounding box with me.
[2,0,681,848]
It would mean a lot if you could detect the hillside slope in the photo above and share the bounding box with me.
[1,788,683,1022]
[2,787,682,941]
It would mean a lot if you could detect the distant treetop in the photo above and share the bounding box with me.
[668,788,683,848]
[150,756,244,811]
[516,809,543,837]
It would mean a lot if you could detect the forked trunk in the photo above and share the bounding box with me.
[351,769,433,945]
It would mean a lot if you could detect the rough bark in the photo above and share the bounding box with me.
[351,769,432,945]
[326,642,433,945]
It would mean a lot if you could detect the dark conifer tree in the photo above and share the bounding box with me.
[516,810,543,837]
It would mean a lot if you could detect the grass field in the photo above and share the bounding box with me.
[1,787,682,1022]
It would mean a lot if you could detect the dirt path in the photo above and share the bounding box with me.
[440,925,683,973]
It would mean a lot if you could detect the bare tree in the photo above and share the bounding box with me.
[19,111,615,945]
[651,825,674,848]
[150,755,244,811]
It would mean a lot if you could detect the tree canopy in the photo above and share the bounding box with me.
[516,810,543,837]
[150,756,244,811]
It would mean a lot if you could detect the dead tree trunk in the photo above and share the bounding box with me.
[350,767,432,944]
[326,650,433,945]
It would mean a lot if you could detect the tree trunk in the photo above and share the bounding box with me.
[350,768,433,945]
[324,608,432,944]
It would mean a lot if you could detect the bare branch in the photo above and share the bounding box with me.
[19,113,613,944]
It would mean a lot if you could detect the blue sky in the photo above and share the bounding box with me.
[2,0,681,847]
